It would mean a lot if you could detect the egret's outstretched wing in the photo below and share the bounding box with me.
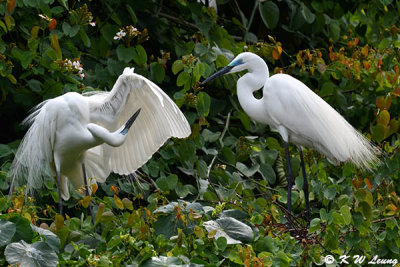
[264,74,379,169]
[87,68,191,177]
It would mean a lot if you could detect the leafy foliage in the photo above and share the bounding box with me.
[0,0,400,266]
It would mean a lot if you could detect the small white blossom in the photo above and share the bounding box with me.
[113,30,126,40]
[38,14,48,20]
[89,20,96,27]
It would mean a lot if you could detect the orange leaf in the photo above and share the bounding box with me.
[110,185,119,195]
[364,178,373,190]
[354,37,359,45]
[48,18,57,31]
[363,60,371,70]
[272,47,282,60]
[376,97,383,109]
[361,44,369,57]
[55,214,64,230]
[382,95,392,110]
[393,86,400,97]
[91,183,98,195]
[6,0,15,14]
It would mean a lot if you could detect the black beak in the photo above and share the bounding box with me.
[201,65,234,84]
[121,108,141,135]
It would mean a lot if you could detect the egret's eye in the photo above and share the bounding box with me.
[229,59,244,67]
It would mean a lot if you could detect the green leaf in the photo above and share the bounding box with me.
[259,1,280,29]
[0,220,16,247]
[340,205,352,225]
[31,224,60,252]
[8,216,34,243]
[259,163,276,185]
[167,174,178,190]
[0,144,12,158]
[357,201,372,220]
[5,241,58,267]
[126,4,137,25]
[27,80,42,93]
[79,29,91,47]
[172,60,183,75]
[222,146,236,165]
[202,129,220,143]
[116,45,136,63]
[62,22,79,37]
[134,45,147,66]
[204,217,253,244]
[323,186,336,200]
[150,62,165,83]
[215,236,227,251]
[309,218,321,233]
[329,21,341,42]
[300,3,315,23]
[197,91,211,117]
[156,177,169,192]
[176,72,190,87]
[236,162,259,177]
[238,110,250,130]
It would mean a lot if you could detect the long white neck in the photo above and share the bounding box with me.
[236,61,269,124]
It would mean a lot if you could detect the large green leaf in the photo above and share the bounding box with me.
[5,241,58,267]
[203,217,253,244]
[259,1,280,29]
[0,220,16,247]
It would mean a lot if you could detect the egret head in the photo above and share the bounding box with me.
[201,52,264,84]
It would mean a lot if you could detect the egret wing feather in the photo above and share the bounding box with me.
[86,69,191,176]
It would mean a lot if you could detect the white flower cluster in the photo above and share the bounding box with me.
[113,26,138,40]
[114,30,126,40]
[64,59,85,79]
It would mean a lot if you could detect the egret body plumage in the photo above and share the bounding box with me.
[9,68,191,215]
[202,52,380,222]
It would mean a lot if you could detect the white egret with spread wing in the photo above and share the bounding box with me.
[9,68,191,218]
[202,52,380,223]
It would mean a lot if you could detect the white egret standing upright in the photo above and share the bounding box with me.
[9,67,191,218]
[202,52,380,223]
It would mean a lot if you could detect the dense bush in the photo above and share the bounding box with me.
[0,0,399,266]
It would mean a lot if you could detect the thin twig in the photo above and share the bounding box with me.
[206,111,232,202]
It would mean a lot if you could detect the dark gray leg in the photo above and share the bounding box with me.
[57,170,63,215]
[284,142,293,214]
[299,148,310,225]
[82,163,95,224]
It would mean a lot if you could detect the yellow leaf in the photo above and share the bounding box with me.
[55,214,64,230]
[30,26,40,39]
[7,74,16,84]
[122,197,133,210]
[361,44,369,57]
[82,195,91,208]
[95,203,105,222]
[91,183,98,195]
[377,110,390,127]
[50,34,62,60]
[114,194,124,209]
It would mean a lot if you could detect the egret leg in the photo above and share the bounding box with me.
[299,148,310,225]
[284,142,293,214]
[82,163,95,224]
[56,170,63,216]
